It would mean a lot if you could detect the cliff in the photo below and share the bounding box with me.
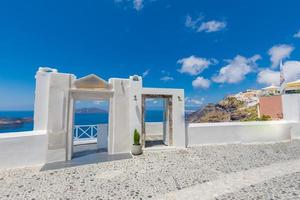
[188,96,262,123]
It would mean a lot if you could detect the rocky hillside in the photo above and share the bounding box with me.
[188,96,263,123]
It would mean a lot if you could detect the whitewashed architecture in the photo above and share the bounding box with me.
[34,67,186,163]
[1,67,300,170]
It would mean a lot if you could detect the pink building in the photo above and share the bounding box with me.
[258,95,283,120]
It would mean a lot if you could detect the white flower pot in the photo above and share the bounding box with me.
[131,144,143,155]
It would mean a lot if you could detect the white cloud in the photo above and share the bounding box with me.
[198,20,226,33]
[133,0,143,11]
[282,61,300,82]
[142,69,150,77]
[185,97,205,106]
[93,100,106,105]
[293,30,300,38]
[212,54,261,84]
[177,55,216,76]
[160,76,174,81]
[185,15,193,28]
[145,98,161,105]
[268,44,294,68]
[185,15,203,29]
[257,60,300,86]
[160,70,174,81]
[115,0,145,11]
[185,15,226,33]
[192,77,211,89]
[257,69,280,86]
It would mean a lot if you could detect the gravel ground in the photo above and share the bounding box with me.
[216,172,300,200]
[1,140,300,200]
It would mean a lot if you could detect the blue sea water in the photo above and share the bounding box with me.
[0,110,166,133]
[0,111,34,133]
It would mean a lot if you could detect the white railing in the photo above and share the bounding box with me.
[73,124,99,143]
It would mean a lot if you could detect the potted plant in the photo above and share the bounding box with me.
[131,129,142,155]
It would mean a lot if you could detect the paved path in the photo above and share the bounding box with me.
[1,140,300,199]
[158,159,300,200]
[217,172,300,200]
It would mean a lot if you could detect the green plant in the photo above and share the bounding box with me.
[133,129,140,145]
[259,114,272,121]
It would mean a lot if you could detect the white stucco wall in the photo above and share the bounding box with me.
[34,71,51,131]
[282,94,300,121]
[281,94,300,139]
[188,121,299,146]
[128,76,143,147]
[290,123,300,139]
[108,78,131,154]
[34,70,75,163]
[142,88,186,147]
[145,122,163,135]
[0,131,48,169]
[97,124,108,149]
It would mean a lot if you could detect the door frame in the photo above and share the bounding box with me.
[141,94,173,148]
[67,90,113,160]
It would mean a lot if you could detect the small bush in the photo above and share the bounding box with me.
[133,129,140,145]
[259,114,272,121]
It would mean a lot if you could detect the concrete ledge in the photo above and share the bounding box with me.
[0,130,47,139]
[0,130,48,169]
[189,120,298,127]
[74,139,97,145]
[146,122,163,136]
[188,121,299,146]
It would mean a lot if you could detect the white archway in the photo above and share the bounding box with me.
[66,75,114,160]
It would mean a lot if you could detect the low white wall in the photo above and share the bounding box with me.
[282,94,300,121]
[291,122,300,139]
[188,121,300,146]
[0,131,48,169]
[145,122,163,136]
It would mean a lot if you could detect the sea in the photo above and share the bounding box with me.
[0,109,196,134]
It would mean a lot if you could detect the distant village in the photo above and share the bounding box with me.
[188,79,300,123]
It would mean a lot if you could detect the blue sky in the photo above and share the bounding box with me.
[1,0,300,111]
